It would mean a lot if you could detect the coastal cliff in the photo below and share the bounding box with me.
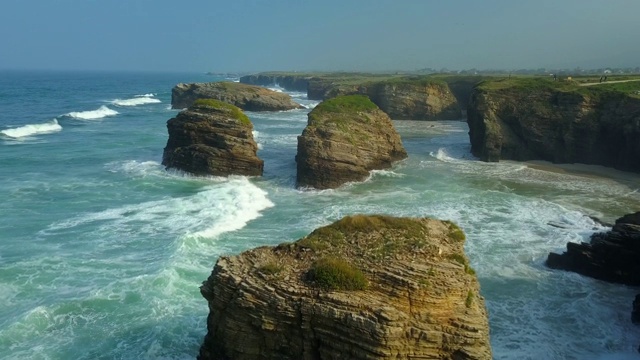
[241,72,469,120]
[171,82,303,111]
[467,78,640,172]
[296,95,407,189]
[198,214,492,360]
[162,99,263,176]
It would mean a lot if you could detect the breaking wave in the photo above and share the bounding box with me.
[1,119,62,138]
[65,106,119,120]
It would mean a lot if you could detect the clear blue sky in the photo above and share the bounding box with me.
[1,0,638,72]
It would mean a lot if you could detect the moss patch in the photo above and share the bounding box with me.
[465,290,475,308]
[193,98,251,126]
[443,220,466,242]
[448,253,476,275]
[306,257,368,291]
[258,262,283,275]
[310,95,378,117]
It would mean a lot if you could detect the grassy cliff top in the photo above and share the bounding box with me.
[477,76,640,99]
[311,95,378,114]
[192,98,251,126]
[245,71,489,87]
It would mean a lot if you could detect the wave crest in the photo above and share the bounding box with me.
[111,95,161,107]
[65,106,119,120]
[1,119,62,138]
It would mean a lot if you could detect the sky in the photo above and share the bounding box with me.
[1,0,638,73]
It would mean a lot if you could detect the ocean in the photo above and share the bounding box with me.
[1,70,639,360]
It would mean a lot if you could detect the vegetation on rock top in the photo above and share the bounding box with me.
[311,95,378,116]
[306,256,368,291]
[192,98,251,126]
[477,77,640,99]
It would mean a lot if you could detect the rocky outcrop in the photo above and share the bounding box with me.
[546,211,640,285]
[296,95,407,189]
[467,79,640,172]
[171,82,303,111]
[198,215,492,360]
[162,99,263,176]
[239,73,311,93]
[241,72,468,120]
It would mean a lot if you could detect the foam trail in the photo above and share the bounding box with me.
[65,106,118,120]
[1,119,62,138]
[111,95,161,107]
[45,177,274,240]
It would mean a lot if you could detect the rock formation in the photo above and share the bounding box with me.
[296,95,407,189]
[162,99,263,176]
[547,211,640,352]
[171,81,304,111]
[467,78,640,172]
[241,72,471,120]
[198,214,492,360]
[546,211,640,285]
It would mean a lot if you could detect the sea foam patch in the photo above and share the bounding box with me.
[111,95,161,107]
[0,119,62,138]
[65,106,119,120]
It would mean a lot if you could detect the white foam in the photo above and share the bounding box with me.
[0,119,62,138]
[252,130,263,150]
[111,95,161,107]
[369,169,405,178]
[430,147,459,163]
[65,106,119,120]
[45,177,274,240]
[135,93,156,97]
[267,86,283,93]
[302,101,320,109]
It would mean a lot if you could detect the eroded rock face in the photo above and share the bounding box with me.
[171,82,304,111]
[296,95,407,189]
[467,80,640,172]
[546,211,640,285]
[240,72,467,120]
[162,99,263,176]
[198,215,492,360]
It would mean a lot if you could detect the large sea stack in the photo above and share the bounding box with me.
[171,81,304,111]
[198,214,492,360]
[296,95,407,189]
[467,78,640,172]
[162,99,263,176]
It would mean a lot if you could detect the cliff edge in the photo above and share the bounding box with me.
[198,214,492,360]
[467,78,640,172]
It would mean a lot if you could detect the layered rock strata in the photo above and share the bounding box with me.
[296,95,407,189]
[162,99,263,176]
[467,79,640,172]
[198,214,492,360]
[171,82,303,111]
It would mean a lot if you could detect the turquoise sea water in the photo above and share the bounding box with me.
[1,70,639,360]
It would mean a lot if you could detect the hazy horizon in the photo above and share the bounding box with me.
[1,0,638,73]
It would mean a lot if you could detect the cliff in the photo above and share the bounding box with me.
[241,72,471,120]
[467,78,640,172]
[171,82,303,111]
[296,95,407,189]
[198,214,492,360]
[162,99,263,176]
